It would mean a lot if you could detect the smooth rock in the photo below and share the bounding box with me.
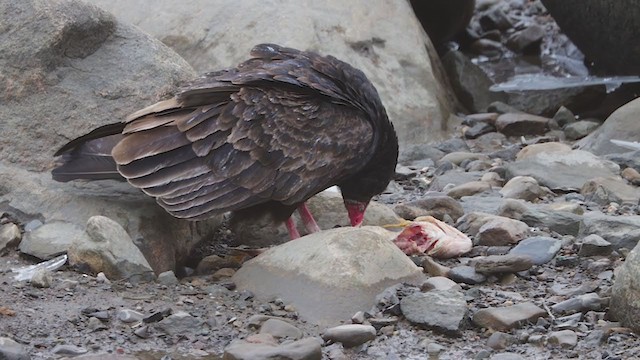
[495,113,551,136]
[448,265,487,285]
[400,289,467,333]
[52,344,88,356]
[232,227,424,326]
[475,217,530,246]
[157,271,179,286]
[260,319,303,340]
[611,238,640,332]
[499,176,550,201]
[553,106,576,128]
[19,221,82,260]
[430,170,484,192]
[578,234,613,257]
[446,181,493,199]
[578,97,640,155]
[0,223,21,253]
[519,207,583,236]
[622,167,640,185]
[548,330,578,348]
[472,302,547,331]
[68,216,155,282]
[420,276,461,291]
[439,152,490,166]
[223,337,322,360]
[117,309,144,323]
[0,337,29,360]
[551,293,608,315]
[515,142,572,161]
[322,324,376,348]
[581,177,640,205]
[157,311,203,336]
[30,269,53,288]
[564,120,600,140]
[421,256,451,277]
[474,254,534,274]
[578,212,640,250]
[509,236,562,265]
[490,353,526,360]
[487,331,516,350]
[393,195,464,222]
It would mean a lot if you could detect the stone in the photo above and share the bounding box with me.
[474,254,534,274]
[622,167,640,185]
[612,238,640,332]
[564,120,600,140]
[499,176,550,202]
[475,217,530,246]
[472,302,547,331]
[515,142,572,161]
[506,24,544,54]
[19,221,82,260]
[487,331,516,350]
[439,152,490,166]
[232,227,424,326]
[400,289,467,333]
[581,177,640,205]
[578,235,613,257]
[0,337,29,360]
[52,344,88,356]
[446,181,493,199]
[578,97,640,155]
[509,236,562,265]
[465,122,496,139]
[260,319,303,340]
[421,256,451,277]
[157,311,203,336]
[0,223,21,253]
[30,269,53,288]
[518,207,583,236]
[92,0,456,152]
[553,106,576,128]
[157,271,179,285]
[548,330,578,348]
[489,353,526,360]
[551,293,608,315]
[67,216,155,283]
[578,212,640,251]
[322,324,376,348]
[448,265,487,285]
[495,113,551,136]
[196,255,241,275]
[117,309,144,323]
[223,337,322,360]
[393,195,464,222]
[420,276,461,292]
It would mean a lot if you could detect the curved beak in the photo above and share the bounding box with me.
[344,200,368,227]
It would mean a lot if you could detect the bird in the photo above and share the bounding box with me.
[52,43,399,239]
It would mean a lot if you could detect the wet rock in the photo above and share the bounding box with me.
[551,293,608,315]
[30,269,53,288]
[448,265,487,285]
[68,216,155,282]
[553,106,576,128]
[393,195,464,222]
[52,344,88,356]
[232,227,424,326]
[475,217,530,246]
[579,212,640,250]
[548,330,578,348]
[157,311,203,336]
[400,289,467,333]
[578,234,613,257]
[0,223,21,253]
[322,324,376,348]
[117,309,144,323]
[260,319,303,340]
[499,176,550,202]
[472,302,547,331]
[509,236,562,265]
[487,331,516,350]
[19,221,82,260]
[420,276,461,291]
[474,254,534,274]
[564,120,600,140]
[506,24,544,54]
[157,271,179,286]
[446,181,493,199]
[507,143,619,191]
[495,113,551,136]
[0,337,29,360]
[581,177,640,205]
[223,337,322,360]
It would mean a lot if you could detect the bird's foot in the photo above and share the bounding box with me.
[285,217,301,240]
[297,203,321,234]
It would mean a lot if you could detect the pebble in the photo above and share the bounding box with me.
[472,302,547,331]
[400,289,467,333]
[87,317,107,332]
[487,331,516,350]
[52,344,88,356]
[30,269,53,288]
[509,236,562,265]
[548,329,578,348]
[134,325,151,339]
[553,106,576,127]
[578,234,613,257]
[420,276,461,291]
[157,270,179,285]
[550,293,608,315]
[322,324,376,348]
[117,309,144,323]
[0,223,21,252]
[499,176,549,201]
[259,318,303,340]
[563,120,600,140]
[351,311,365,324]
[96,272,111,284]
[448,265,487,284]
[157,311,203,336]
[421,256,451,277]
[0,337,29,360]
[474,254,534,274]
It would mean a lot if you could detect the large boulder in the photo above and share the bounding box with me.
[91,0,458,151]
[611,240,640,332]
[0,0,220,273]
[578,98,640,155]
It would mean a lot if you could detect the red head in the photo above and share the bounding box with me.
[343,199,369,227]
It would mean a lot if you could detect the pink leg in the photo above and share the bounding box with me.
[285,217,301,240]
[297,203,321,234]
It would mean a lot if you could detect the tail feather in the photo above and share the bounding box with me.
[52,123,126,182]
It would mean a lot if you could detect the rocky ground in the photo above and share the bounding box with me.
[3,1,640,360]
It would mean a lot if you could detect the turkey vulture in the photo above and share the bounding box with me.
[52,43,399,239]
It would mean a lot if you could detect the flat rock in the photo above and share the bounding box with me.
[578,212,640,250]
[551,293,608,315]
[578,97,640,155]
[518,207,583,236]
[232,226,424,326]
[259,319,303,340]
[475,217,530,246]
[223,337,322,360]
[393,195,464,222]
[420,276,461,291]
[611,239,640,332]
[322,324,376,348]
[509,236,562,265]
[0,337,29,360]
[548,330,578,348]
[472,302,547,331]
[581,177,640,205]
[578,234,613,257]
[499,176,550,201]
[495,113,551,136]
[474,254,534,274]
[448,265,487,285]
[400,289,467,333]
[564,120,600,140]
[446,181,493,199]
[19,221,82,260]
[67,216,155,282]
[157,311,204,336]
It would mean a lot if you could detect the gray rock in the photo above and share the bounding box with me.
[611,238,640,332]
[430,170,485,192]
[68,216,155,282]
[157,311,203,336]
[506,143,619,191]
[92,0,457,151]
[490,353,526,360]
[622,167,640,185]
[564,120,600,140]
[420,276,461,291]
[604,150,640,173]
[499,176,550,201]
[232,226,424,326]
[446,181,493,199]
[495,113,551,136]
[0,223,21,253]
[487,331,516,350]
[259,319,303,340]
[30,269,53,288]
[474,254,534,274]
[506,24,544,53]
[393,195,464,222]
[223,337,322,360]
[157,271,179,286]
[439,152,490,166]
[578,212,640,250]
[19,221,82,260]
[400,289,467,333]
[448,265,487,285]
[472,302,547,331]
[548,330,578,348]
[578,234,613,257]
[0,337,29,360]
[551,293,608,315]
[510,236,562,265]
[581,177,640,205]
[52,344,88,356]
[519,207,583,236]
[117,309,144,323]
[322,324,376,348]
[475,217,530,246]
[553,106,576,128]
